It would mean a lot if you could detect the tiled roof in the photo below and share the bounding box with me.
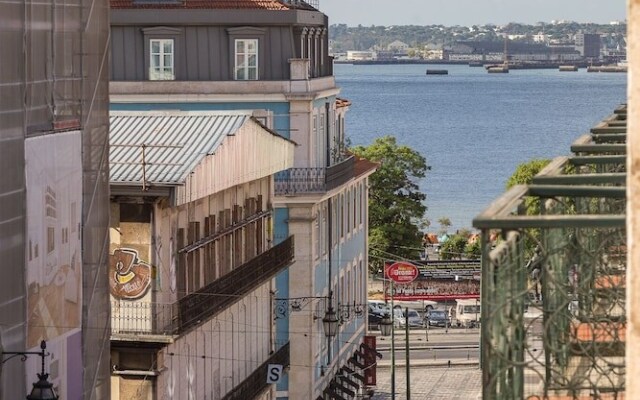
[110,0,315,10]
[110,111,250,186]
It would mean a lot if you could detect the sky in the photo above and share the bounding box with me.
[319,0,626,27]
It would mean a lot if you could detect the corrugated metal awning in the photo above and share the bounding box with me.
[109,111,250,186]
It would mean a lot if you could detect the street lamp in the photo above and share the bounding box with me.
[322,305,339,338]
[2,340,58,400]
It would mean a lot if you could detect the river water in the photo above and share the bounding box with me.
[334,63,626,232]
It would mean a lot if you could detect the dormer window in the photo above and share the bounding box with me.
[227,27,265,81]
[149,39,174,80]
[235,39,258,80]
[142,27,182,81]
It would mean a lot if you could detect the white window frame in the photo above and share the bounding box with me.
[149,39,175,81]
[234,39,258,80]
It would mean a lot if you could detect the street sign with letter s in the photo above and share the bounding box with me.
[266,364,283,384]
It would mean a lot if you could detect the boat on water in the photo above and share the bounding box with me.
[559,65,578,72]
[487,37,509,73]
[587,65,627,73]
[426,69,448,75]
[487,64,509,73]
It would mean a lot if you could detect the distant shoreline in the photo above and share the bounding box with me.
[334,59,606,69]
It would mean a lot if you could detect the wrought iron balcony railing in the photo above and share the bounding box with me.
[473,107,627,400]
[178,235,295,332]
[275,155,355,195]
[111,236,295,339]
[111,301,179,338]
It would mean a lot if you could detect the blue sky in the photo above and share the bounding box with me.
[319,0,626,26]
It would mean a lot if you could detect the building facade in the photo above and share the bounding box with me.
[575,33,602,59]
[108,0,377,399]
[0,0,111,398]
[108,111,296,399]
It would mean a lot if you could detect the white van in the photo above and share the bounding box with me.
[450,299,480,328]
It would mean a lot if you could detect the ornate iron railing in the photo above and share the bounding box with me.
[178,236,295,332]
[274,155,355,195]
[473,107,627,400]
[110,237,295,339]
[111,300,179,336]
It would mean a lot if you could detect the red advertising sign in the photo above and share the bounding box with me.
[364,335,377,386]
[386,262,419,284]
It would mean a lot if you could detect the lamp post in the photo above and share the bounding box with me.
[378,313,394,400]
[322,305,339,338]
[1,340,58,400]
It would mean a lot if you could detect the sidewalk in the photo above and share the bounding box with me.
[370,364,483,400]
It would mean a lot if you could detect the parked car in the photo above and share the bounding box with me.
[394,306,424,328]
[425,309,449,327]
[392,308,406,328]
[368,300,390,317]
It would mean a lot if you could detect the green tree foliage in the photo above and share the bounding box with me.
[440,235,468,260]
[506,158,551,259]
[506,158,551,215]
[329,23,626,53]
[464,240,481,260]
[438,217,452,235]
[351,136,428,273]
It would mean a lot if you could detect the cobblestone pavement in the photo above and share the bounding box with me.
[370,365,482,400]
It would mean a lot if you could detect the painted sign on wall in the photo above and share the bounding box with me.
[109,248,152,300]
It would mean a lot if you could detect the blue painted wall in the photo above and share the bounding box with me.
[274,206,290,393]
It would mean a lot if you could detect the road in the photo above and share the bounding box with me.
[369,327,483,399]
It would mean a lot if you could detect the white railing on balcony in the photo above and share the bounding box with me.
[111,300,178,336]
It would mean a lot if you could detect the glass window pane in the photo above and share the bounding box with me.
[236,40,244,53]
[248,68,257,80]
[236,68,245,80]
[151,41,160,53]
[152,54,160,68]
[164,40,173,54]
[247,40,256,52]
[248,54,257,67]
[237,54,245,66]
[164,54,172,67]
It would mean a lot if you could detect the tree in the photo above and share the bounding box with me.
[506,158,551,216]
[438,217,451,235]
[464,240,481,259]
[440,235,467,260]
[505,158,551,259]
[351,136,428,273]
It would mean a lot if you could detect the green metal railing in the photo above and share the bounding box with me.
[473,107,627,400]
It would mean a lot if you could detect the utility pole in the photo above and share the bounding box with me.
[405,307,411,400]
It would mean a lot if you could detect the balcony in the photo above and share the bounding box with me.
[275,155,355,195]
[472,106,626,400]
[178,235,295,332]
[110,236,295,341]
[111,301,178,343]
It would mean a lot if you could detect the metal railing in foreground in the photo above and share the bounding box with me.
[474,181,626,400]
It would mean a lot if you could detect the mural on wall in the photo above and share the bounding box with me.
[109,248,152,300]
[25,131,83,397]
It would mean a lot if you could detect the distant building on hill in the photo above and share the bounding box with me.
[575,33,601,59]
[448,40,581,63]
[347,50,376,61]
[387,40,409,53]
